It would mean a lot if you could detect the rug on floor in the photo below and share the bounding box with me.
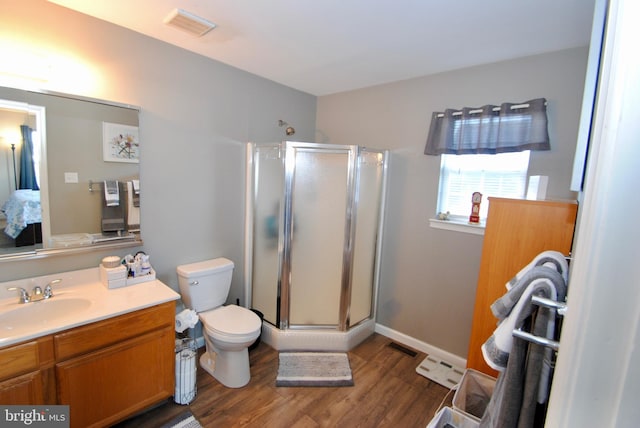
[160,410,202,428]
[276,351,354,387]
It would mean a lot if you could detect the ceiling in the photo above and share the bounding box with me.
[48,0,596,96]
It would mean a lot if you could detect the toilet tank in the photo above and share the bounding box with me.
[177,258,234,313]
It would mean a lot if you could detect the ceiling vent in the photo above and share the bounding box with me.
[164,8,216,37]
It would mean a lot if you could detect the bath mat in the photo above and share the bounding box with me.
[276,352,354,387]
[160,410,202,428]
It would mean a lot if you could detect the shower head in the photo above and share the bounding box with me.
[278,119,295,136]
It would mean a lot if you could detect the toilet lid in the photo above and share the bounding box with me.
[200,305,261,335]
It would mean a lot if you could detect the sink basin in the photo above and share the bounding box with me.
[0,298,92,336]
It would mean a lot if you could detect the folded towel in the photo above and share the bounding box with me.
[492,260,568,320]
[126,181,140,232]
[491,251,568,321]
[104,180,120,207]
[506,250,568,290]
[481,266,564,371]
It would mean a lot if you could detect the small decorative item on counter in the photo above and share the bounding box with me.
[101,255,121,268]
[137,252,152,275]
[469,192,482,224]
[120,251,156,286]
[100,264,128,289]
[436,211,451,220]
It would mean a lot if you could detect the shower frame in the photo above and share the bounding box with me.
[244,141,388,334]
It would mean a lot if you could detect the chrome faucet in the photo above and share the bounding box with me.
[6,286,30,303]
[43,279,61,299]
[6,279,62,304]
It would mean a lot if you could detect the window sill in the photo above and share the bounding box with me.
[429,218,485,236]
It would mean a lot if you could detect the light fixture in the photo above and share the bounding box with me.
[278,120,295,136]
[164,8,217,37]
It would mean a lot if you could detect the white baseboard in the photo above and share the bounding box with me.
[374,323,467,369]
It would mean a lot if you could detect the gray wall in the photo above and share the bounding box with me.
[317,47,587,357]
[0,0,317,307]
[1,0,588,361]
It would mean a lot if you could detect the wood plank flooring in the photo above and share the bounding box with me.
[113,333,453,428]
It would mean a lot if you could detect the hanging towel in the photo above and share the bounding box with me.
[505,251,569,290]
[104,180,120,207]
[101,181,125,233]
[479,300,555,428]
[491,254,568,321]
[126,181,140,232]
[131,179,140,207]
[481,266,565,372]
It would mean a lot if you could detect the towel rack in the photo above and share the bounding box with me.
[511,295,567,351]
[89,180,104,193]
[512,329,560,351]
[89,180,130,193]
[531,295,568,316]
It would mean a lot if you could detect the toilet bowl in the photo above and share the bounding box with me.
[177,258,262,388]
[198,305,261,388]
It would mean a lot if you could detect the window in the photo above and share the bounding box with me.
[437,151,530,221]
[425,98,547,230]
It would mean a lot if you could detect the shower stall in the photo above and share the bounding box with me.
[245,141,388,351]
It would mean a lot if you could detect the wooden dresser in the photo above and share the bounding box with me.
[466,197,578,376]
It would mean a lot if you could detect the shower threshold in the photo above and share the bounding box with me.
[261,319,375,352]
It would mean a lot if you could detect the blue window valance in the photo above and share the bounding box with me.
[424,98,550,155]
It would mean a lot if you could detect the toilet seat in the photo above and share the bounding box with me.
[200,305,261,337]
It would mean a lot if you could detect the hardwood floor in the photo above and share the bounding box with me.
[114,333,452,428]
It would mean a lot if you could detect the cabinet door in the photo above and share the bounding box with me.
[0,338,53,405]
[466,198,577,376]
[0,371,44,404]
[56,328,174,428]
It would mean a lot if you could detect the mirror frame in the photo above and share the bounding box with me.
[0,86,142,262]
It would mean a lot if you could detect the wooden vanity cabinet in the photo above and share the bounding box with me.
[0,337,55,404]
[0,301,175,428]
[54,301,175,428]
[466,198,578,377]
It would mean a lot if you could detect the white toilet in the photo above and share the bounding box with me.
[177,258,262,388]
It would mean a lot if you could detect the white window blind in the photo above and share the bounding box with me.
[437,151,530,220]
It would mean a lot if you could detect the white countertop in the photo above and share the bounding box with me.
[0,267,180,348]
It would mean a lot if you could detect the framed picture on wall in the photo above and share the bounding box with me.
[103,122,140,163]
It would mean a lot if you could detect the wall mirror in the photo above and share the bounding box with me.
[0,86,142,260]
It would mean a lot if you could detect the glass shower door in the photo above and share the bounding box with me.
[350,149,385,326]
[284,143,354,327]
[251,144,283,326]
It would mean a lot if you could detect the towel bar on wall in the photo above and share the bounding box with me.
[89,180,105,193]
[88,180,130,193]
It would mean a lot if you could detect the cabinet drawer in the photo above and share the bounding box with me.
[54,301,174,361]
[0,341,39,381]
[0,370,44,404]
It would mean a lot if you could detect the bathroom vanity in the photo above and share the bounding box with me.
[0,268,180,427]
